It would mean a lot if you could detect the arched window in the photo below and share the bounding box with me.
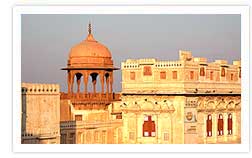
[206,114,212,137]
[218,114,224,136]
[143,115,156,137]
[228,113,233,135]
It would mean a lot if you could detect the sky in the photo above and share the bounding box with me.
[21,14,241,92]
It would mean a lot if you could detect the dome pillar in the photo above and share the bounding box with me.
[105,73,109,97]
[100,71,105,94]
[84,71,89,94]
[109,72,113,93]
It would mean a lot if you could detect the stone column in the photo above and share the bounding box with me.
[106,75,109,97]
[109,72,113,93]
[212,113,217,143]
[223,112,228,142]
[84,71,88,94]
[100,71,105,94]
[67,70,71,94]
[70,71,74,94]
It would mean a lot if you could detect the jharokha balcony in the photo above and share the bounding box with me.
[60,92,121,104]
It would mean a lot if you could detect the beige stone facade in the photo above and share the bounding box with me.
[21,83,60,144]
[120,50,241,144]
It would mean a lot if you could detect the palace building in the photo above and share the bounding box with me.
[21,24,241,144]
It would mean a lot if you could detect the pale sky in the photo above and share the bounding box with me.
[21,14,241,92]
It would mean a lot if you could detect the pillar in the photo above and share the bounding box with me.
[70,72,74,94]
[67,70,71,94]
[100,71,105,94]
[109,72,113,93]
[84,71,88,94]
[106,74,109,96]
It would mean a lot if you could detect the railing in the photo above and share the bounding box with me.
[60,120,123,129]
[60,92,121,102]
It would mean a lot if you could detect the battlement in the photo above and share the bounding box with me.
[21,83,60,94]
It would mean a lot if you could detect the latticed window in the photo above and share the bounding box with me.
[190,71,194,80]
[160,71,166,79]
[143,66,152,76]
[221,67,225,77]
[231,73,234,80]
[164,133,169,141]
[210,71,214,80]
[228,113,233,135]
[206,114,212,137]
[130,72,135,80]
[218,114,224,136]
[75,115,82,121]
[200,67,205,76]
[143,115,156,137]
[172,71,177,79]
[129,132,135,140]
[116,113,122,119]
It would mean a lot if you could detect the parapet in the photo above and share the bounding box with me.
[21,83,60,94]
[233,60,241,67]
[179,50,192,61]
[193,57,207,63]
[215,60,228,65]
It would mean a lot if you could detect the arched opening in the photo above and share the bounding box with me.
[228,113,233,135]
[105,73,110,94]
[89,72,98,94]
[218,114,224,136]
[96,74,101,92]
[74,73,82,93]
[206,114,212,137]
[142,115,156,137]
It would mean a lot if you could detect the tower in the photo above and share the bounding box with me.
[62,23,119,101]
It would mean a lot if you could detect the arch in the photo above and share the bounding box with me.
[218,114,224,136]
[206,114,212,137]
[206,101,215,110]
[216,100,226,110]
[141,100,155,111]
[226,101,235,110]
[227,113,233,135]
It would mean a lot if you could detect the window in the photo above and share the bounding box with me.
[210,71,214,80]
[116,113,122,119]
[143,66,152,76]
[129,132,135,140]
[239,68,241,78]
[190,71,194,80]
[130,72,135,80]
[172,71,177,79]
[160,71,166,79]
[218,114,224,136]
[75,115,82,121]
[142,115,156,137]
[206,114,212,137]
[164,133,169,141]
[228,113,233,135]
[231,73,234,81]
[200,67,205,76]
[221,67,225,77]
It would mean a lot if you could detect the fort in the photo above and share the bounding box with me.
[21,24,241,144]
